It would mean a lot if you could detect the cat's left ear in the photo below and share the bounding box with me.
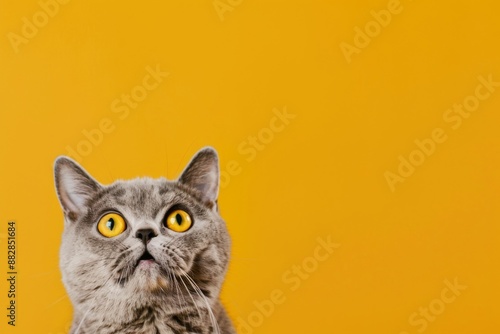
[178,147,220,209]
[54,156,102,220]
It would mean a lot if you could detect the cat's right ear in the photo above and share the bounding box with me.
[54,157,102,220]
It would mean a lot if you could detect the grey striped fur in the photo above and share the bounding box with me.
[54,148,235,334]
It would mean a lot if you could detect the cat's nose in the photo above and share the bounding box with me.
[135,228,158,244]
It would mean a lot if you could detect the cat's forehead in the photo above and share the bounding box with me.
[109,177,172,198]
[110,177,171,195]
[90,177,195,220]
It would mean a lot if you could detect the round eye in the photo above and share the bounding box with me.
[165,210,192,233]
[97,213,126,238]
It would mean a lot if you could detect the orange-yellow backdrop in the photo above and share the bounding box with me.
[1,0,499,333]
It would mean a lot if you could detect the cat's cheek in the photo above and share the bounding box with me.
[145,243,169,270]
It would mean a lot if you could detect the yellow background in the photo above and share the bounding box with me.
[1,0,499,333]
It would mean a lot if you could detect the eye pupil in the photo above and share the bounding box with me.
[98,214,126,238]
[106,218,115,230]
[175,213,183,225]
[165,210,191,233]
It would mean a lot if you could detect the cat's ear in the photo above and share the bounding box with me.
[54,156,102,219]
[178,147,220,208]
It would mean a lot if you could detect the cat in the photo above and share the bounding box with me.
[53,147,235,334]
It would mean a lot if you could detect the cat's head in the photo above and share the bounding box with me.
[53,147,231,310]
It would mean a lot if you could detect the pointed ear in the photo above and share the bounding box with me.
[178,147,220,207]
[54,156,102,220]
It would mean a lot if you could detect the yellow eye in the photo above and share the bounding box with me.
[97,213,126,238]
[166,210,192,232]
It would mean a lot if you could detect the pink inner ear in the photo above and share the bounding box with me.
[179,148,220,204]
[55,159,101,215]
[58,170,86,212]
[194,169,219,202]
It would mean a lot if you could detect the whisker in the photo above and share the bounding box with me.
[44,293,69,310]
[180,270,221,334]
[72,242,141,334]
[74,265,123,334]
[177,273,205,327]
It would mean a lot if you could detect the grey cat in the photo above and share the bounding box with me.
[53,147,235,334]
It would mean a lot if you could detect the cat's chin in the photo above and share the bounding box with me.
[134,259,162,277]
[133,261,170,292]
